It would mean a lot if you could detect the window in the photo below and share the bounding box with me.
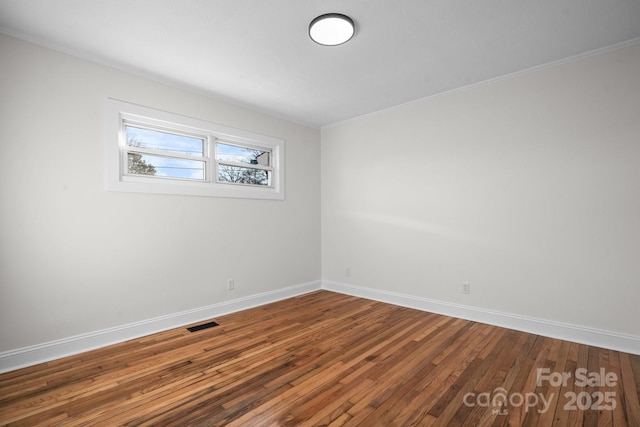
[124,124,207,181]
[216,142,272,186]
[106,99,284,199]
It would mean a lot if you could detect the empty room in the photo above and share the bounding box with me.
[0,1,639,426]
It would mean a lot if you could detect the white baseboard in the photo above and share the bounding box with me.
[0,281,321,374]
[2,279,638,374]
[322,280,640,356]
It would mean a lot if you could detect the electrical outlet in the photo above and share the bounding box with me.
[227,278,235,290]
[462,282,470,294]
[345,266,351,277]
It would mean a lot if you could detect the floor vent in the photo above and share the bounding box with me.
[187,321,219,332]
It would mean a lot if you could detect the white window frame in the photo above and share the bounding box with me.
[106,99,285,200]
[215,140,274,187]
[122,118,211,183]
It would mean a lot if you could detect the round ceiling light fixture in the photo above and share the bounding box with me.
[309,13,355,46]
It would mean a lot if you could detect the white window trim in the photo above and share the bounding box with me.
[105,99,285,200]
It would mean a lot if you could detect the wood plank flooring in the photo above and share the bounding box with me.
[1,291,639,426]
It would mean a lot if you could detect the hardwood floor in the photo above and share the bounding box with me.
[1,291,639,426]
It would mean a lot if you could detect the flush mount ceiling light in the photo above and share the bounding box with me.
[309,13,355,46]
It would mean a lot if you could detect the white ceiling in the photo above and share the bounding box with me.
[1,0,639,128]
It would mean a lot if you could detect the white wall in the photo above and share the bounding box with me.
[1,32,638,361]
[322,43,640,337]
[0,34,321,352]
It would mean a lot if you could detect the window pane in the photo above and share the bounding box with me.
[218,164,269,186]
[127,153,205,180]
[125,125,204,157]
[216,142,270,166]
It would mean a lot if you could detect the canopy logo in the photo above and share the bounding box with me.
[463,387,552,414]
[463,368,618,415]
